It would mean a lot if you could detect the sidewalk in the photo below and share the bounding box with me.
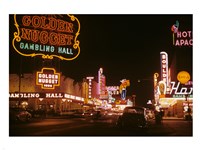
[162,117,184,120]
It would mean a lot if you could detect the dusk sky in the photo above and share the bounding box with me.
[9,14,192,106]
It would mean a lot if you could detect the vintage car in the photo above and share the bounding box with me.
[116,106,149,131]
[10,108,32,123]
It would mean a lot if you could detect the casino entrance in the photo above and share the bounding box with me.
[35,97,84,116]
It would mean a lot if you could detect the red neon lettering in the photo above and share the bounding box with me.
[65,35,73,45]
[21,28,73,46]
[22,16,31,26]
[59,34,70,45]
[187,31,192,38]
[40,16,50,29]
[22,15,74,33]
[176,31,192,38]
[21,28,31,40]
[31,30,40,42]
[49,32,58,45]
[32,16,41,28]
[180,39,185,46]
[176,31,182,38]
[40,31,49,44]
[189,39,193,45]
[57,20,66,32]
[182,31,187,38]
[66,22,73,33]
[48,17,57,30]
[184,40,189,46]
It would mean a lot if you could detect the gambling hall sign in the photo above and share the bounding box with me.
[12,14,80,60]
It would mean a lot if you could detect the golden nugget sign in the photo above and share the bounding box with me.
[36,68,60,89]
[12,14,80,60]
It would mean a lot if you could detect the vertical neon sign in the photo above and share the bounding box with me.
[98,68,103,95]
[86,77,94,99]
[119,79,130,100]
[160,51,169,87]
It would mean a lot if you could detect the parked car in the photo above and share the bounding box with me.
[9,108,32,123]
[116,106,149,131]
[81,110,94,118]
[73,109,84,118]
[92,110,102,119]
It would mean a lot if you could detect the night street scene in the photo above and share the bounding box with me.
[9,14,193,137]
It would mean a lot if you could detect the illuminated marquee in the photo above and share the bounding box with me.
[36,68,60,89]
[12,14,80,60]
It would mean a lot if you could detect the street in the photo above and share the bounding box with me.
[9,115,192,136]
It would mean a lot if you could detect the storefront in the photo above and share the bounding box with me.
[158,81,193,118]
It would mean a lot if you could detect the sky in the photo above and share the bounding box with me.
[9,14,192,106]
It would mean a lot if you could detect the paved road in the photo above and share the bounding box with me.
[9,116,192,136]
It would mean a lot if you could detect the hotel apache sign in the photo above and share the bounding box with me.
[36,68,60,89]
[171,20,192,47]
[12,14,80,60]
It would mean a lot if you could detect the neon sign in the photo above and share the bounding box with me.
[170,81,193,95]
[171,20,192,47]
[158,81,167,96]
[9,93,40,98]
[106,86,119,95]
[158,80,193,99]
[9,92,84,101]
[119,79,130,100]
[160,51,169,86]
[86,77,94,99]
[177,71,190,84]
[36,68,60,89]
[98,68,106,95]
[12,14,80,60]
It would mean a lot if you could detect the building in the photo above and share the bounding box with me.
[9,72,87,114]
[158,50,192,118]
